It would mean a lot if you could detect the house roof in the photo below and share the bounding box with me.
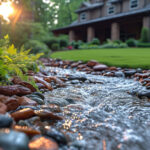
[75,2,104,13]
[53,6,150,32]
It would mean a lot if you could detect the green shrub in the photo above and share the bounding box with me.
[126,38,137,47]
[70,41,79,49]
[59,39,68,48]
[51,43,60,51]
[24,40,50,56]
[113,40,122,44]
[137,42,150,47]
[91,38,100,45]
[0,35,42,86]
[140,27,150,43]
[44,38,59,49]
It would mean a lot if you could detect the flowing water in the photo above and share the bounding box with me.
[44,67,150,150]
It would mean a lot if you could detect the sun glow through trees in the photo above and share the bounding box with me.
[0,1,14,21]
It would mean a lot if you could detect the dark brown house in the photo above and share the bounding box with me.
[53,0,150,43]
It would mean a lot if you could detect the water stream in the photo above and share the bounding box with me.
[44,67,150,150]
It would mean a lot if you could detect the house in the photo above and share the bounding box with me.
[52,0,150,43]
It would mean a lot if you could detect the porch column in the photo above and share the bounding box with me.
[69,30,75,42]
[143,16,150,29]
[87,26,95,42]
[111,22,120,41]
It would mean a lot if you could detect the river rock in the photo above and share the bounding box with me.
[0,103,7,114]
[30,97,44,105]
[0,85,32,96]
[13,125,41,136]
[138,91,150,98]
[29,136,58,150]
[93,64,108,71]
[45,128,68,145]
[11,108,35,121]
[47,98,69,107]
[124,70,136,77]
[114,71,125,78]
[33,92,45,100]
[0,130,29,150]
[34,110,63,120]
[0,115,13,128]
[18,96,37,106]
[4,97,19,111]
[87,60,98,67]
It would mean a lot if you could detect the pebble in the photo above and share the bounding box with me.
[11,108,35,121]
[93,64,108,71]
[29,136,58,150]
[0,115,13,128]
[34,110,63,120]
[45,128,68,145]
[0,130,29,150]
[13,125,41,136]
[0,103,7,114]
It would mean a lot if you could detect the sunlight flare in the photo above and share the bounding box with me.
[0,1,14,21]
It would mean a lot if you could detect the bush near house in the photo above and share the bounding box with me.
[126,38,137,47]
[137,42,150,47]
[24,40,50,57]
[140,27,150,43]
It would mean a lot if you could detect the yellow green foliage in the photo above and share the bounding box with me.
[0,35,43,86]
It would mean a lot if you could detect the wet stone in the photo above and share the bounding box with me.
[0,115,13,128]
[114,71,125,77]
[33,92,45,100]
[93,64,108,71]
[13,125,41,136]
[44,128,68,145]
[0,103,7,114]
[29,136,58,150]
[34,110,63,120]
[124,70,136,77]
[0,130,29,150]
[11,108,35,121]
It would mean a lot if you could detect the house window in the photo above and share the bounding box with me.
[108,6,115,14]
[80,12,87,22]
[130,0,138,9]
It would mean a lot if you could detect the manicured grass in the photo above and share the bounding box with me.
[51,48,150,69]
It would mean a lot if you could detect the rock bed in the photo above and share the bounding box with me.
[0,58,150,150]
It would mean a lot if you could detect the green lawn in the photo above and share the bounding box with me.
[51,48,150,69]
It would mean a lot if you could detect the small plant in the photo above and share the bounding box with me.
[140,27,150,43]
[126,38,137,47]
[0,35,43,87]
[91,38,100,45]
[51,43,60,51]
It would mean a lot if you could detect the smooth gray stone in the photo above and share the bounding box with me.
[0,115,13,128]
[0,130,29,150]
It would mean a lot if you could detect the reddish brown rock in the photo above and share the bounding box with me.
[93,64,108,71]
[34,76,53,91]
[12,77,37,92]
[34,110,63,120]
[29,136,58,150]
[0,85,32,96]
[11,108,35,121]
[0,103,7,114]
[13,125,41,136]
[108,67,118,71]
[36,83,46,89]
[134,73,150,78]
[87,60,99,67]
[4,97,19,111]
[0,95,8,103]
[18,96,37,106]
[44,76,65,87]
